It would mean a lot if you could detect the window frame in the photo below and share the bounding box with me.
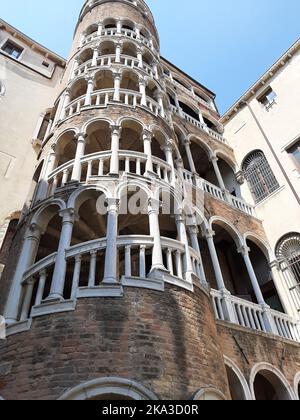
[1,39,24,60]
[287,140,300,171]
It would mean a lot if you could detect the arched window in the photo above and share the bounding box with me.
[242,151,279,203]
[276,233,300,311]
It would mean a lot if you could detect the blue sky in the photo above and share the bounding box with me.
[1,0,299,113]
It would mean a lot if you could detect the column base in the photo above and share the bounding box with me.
[44,294,64,303]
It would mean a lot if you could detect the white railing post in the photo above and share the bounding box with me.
[113,72,122,102]
[148,198,165,273]
[71,255,82,299]
[143,129,154,174]
[84,76,94,106]
[188,225,208,286]
[125,245,132,277]
[35,270,47,306]
[176,214,194,284]
[88,251,97,287]
[20,279,35,321]
[110,125,121,175]
[139,245,146,278]
[71,133,87,182]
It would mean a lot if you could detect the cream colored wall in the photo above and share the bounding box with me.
[0,32,65,231]
[224,48,300,254]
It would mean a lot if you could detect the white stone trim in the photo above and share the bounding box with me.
[58,377,159,400]
[193,387,227,401]
[224,356,253,400]
[294,372,300,400]
[249,362,296,400]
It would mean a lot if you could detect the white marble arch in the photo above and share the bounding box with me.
[224,356,252,400]
[294,372,300,400]
[250,362,296,400]
[58,377,159,401]
[193,387,227,401]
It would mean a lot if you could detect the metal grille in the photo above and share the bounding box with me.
[276,233,300,312]
[243,151,280,203]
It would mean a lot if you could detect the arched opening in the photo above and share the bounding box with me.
[217,158,241,197]
[174,77,190,91]
[276,233,300,312]
[146,79,159,102]
[120,70,139,92]
[194,88,210,104]
[35,205,62,263]
[27,160,45,205]
[253,370,292,400]
[179,100,199,121]
[122,20,135,31]
[189,141,217,184]
[85,24,98,37]
[151,129,167,162]
[242,150,280,204]
[225,365,247,400]
[79,48,93,65]
[55,131,77,169]
[118,186,151,278]
[58,377,158,400]
[104,19,117,29]
[120,120,144,154]
[209,222,252,297]
[70,78,87,102]
[94,70,114,91]
[100,41,115,56]
[247,239,284,312]
[122,41,137,58]
[203,116,220,133]
[143,51,153,67]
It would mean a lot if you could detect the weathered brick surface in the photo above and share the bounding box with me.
[0,285,231,400]
[217,321,300,395]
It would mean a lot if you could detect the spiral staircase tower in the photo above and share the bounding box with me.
[1,0,299,401]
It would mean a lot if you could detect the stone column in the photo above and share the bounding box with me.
[47,209,75,301]
[84,76,94,106]
[157,91,165,119]
[116,19,122,34]
[176,214,194,284]
[92,47,99,67]
[139,78,147,107]
[148,199,165,273]
[71,133,87,182]
[137,48,143,68]
[153,63,159,79]
[162,140,175,184]
[115,42,122,63]
[143,129,154,174]
[35,145,57,202]
[205,229,226,291]
[188,225,208,286]
[210,155,226,190]
[238,246,265,305]
[97,22,103,36]
[4,224,41,324]
[184,139,196,174]
[72,57,80,79]
[113,72,122,102]
[270,260,298,317]
[110,125,121,175]
[135,25,141,40]
[60,88,71,120]
[103,199,119,284]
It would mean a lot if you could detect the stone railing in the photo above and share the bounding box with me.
[82,27,154,52]
[18,235,202,322]
[182,169,255,217]
[170,105,226,144]
[73,54,156,80]
[62,89,166,122]
[211,289,300,343]
[47,151,175,196]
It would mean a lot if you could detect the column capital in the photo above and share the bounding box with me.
[161,139,173,153]
[65,87,71,95]
[205,228,215,239]
[59,208,76,223]
[112,71,122,80]
[209,154,219,163]
[139,77,147,86]
[270,260,280,270]
[148,197,160,214]
[75,132,87,141]
[106,198,120,213]
[175,158,184,168]
[142,129,152,140]
[85,75,95,83]
[184,138,191,147]
[235,170,245,185]
[110,124,121,135]
[27,223,43,239]
[237,245,251,256]
[51,143,57,153]
[188,225,199,236]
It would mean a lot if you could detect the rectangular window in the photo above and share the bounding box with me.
[1,40,23,59]
[287,141,300,169]
[257,87,277,109]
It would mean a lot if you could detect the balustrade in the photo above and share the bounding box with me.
[211,289,300,342]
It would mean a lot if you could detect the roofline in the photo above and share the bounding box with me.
[221,37,300,123]
[0,18,66,65]
[161,56,216,99]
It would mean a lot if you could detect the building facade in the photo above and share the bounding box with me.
[222,39,300,317]
[0,0,299,400]
[0,19,65,280]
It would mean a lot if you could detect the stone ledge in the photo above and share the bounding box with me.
[121,276,164,292]
[77,285,124,298]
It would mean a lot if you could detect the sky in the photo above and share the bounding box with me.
[1,0,299,114]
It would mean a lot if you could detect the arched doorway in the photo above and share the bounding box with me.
[251,364,293,400]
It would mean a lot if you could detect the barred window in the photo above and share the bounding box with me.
[276,233,300,312]
[242,151,280,203]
